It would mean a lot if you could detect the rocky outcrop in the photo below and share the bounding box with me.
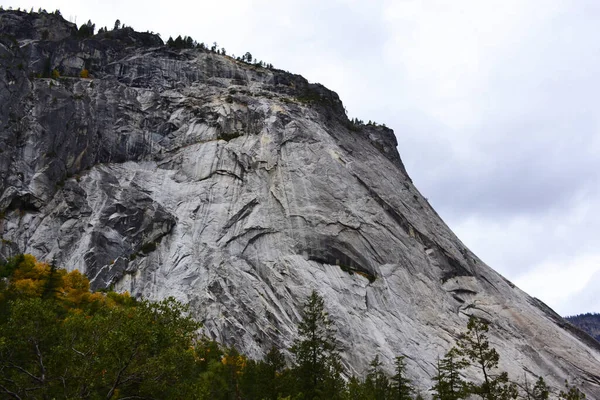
[0,10,76,41]
[1,10,599,396]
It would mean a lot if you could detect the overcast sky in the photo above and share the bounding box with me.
[3,0,599,316]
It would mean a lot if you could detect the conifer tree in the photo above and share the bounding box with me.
[291,290,344,400]
[257,347,286,400]
[77,20,95,38]
[559,381,586,400]
[41,261,61,299]
[531,377,550,400]
[431,348,468,400]
[365,355,391,400]
[391,355,414,400]
[174,35,184,49]
[347,375,366,400]
[222,346,246,400]
[456,316,518,400]
[185,36,194,48]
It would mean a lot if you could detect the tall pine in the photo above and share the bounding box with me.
[291,290,344,399]
[431,347,468,400]
[391,355,414,400]
[456,316,517,400]
[531,377,550,400]
[365,355,391,400]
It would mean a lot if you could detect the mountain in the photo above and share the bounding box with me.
[566,313,600,343]
[1,9,599,396]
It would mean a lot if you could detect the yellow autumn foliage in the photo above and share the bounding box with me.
[57,269,92,306]
[0,254,202,399]
[10,255,52,297]
[2,254,131,308]
[12,278,45,297]
[222,352,248,374]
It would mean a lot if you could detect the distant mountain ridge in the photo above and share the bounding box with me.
[566,313,600,342]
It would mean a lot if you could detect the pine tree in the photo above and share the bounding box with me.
[347,376,366,400]
[185,36,194,48]
[261,347,286,400]
[174,35,184,49]
[41,261,61,299]
[365,355,391,400]
[531,377,550,400]
[559,381,586,400]
[391,355,414,400]
[222,346,246,400]
[431,348,468,400]
[77,20,95,38]
[291,290,344,400]
[456,316,518,400]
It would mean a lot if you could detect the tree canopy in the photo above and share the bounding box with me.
[0,255,590,399]
[0,255,200,399]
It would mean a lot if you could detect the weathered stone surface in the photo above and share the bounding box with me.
[0,9,76,41]
[1,10,599,396]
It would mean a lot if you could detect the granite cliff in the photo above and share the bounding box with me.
[1,10,599,396]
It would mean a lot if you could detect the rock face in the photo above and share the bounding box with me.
[1,10,600,396]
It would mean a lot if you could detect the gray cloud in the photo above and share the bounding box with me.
[565,269,600,315]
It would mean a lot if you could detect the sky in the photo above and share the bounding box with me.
[2,0,599,316]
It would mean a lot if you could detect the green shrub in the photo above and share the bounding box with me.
[219,131,242,141]
[140,241,157,254]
